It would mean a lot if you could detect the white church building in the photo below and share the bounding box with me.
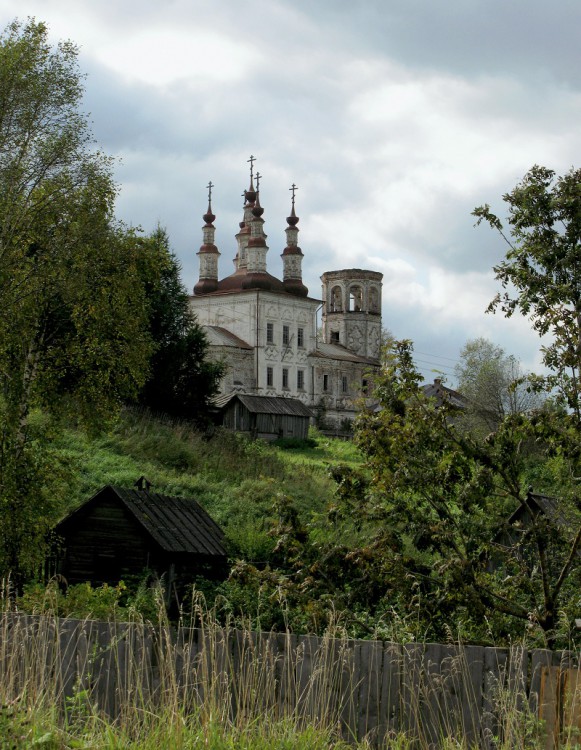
[190,163,383,429]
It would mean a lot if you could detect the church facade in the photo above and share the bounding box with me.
[190,165,383,428]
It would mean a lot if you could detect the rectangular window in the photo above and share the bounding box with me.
[331,331,340,344]
[266,322,274,344]
[323,374,329,392]
[342,375,348,393]
[297,370,304,390]
[282,325,290,346]
[282,368,289,389]
[266,367,273,387]
[297,327,304,348]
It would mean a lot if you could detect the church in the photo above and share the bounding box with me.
[190,159,383,430]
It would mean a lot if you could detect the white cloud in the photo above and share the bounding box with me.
[93,29,261,88]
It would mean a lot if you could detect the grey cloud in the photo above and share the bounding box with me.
[288,0,581,88]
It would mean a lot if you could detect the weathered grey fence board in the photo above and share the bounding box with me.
[399,642,422,740]
[378,641,402,743]
[355,640,383,742]
[57,618,79,701]
[562,667,581,736]
[1,613,579,748]
[508,645,528,714]
[481,645,508,749]
[531,648,555,719]
[461,645,484,746]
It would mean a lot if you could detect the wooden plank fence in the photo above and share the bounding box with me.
[0,613,579,748]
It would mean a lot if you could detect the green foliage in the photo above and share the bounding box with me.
[0,20,170,579]
[0,410,75,576]
[0,701,61,749]
[311,342,578,645]
[16,579,162,622]
[474,165,581,420]
[272,436,317,449]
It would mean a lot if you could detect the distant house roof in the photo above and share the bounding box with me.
[421,378,469,410]
[215,393,313,418]
[56,485,226,558]
[508,491,578,533]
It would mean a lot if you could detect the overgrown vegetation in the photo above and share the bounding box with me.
[0,20,222,582]
[2,591,578,749]
[55,409,340,540]
[1,11,579,662]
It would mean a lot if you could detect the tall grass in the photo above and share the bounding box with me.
[2,588,578,748]
[50,409,347,576]
[57,408,337,521]
[1,593,361,748]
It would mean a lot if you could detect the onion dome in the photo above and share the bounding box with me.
[281,183,308,297]
[194,181,220,295]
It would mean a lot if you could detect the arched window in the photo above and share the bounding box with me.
[349,285,363,312]
[369,286,379,313]
[330,285,342,312]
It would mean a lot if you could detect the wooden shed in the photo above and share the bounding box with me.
[489,491,580,574]
[216,393,313,440]
[53,484,227,594]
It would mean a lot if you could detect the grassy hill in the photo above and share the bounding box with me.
[54,408,363,564]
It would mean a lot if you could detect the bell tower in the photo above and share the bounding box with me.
[321,269,383,359]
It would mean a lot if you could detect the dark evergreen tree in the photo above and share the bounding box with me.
[139,228,224,424]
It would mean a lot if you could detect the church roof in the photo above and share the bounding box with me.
[311,342,379,365]
[213,269,287,294]
[194,159,310,298]
[204,326,253,349]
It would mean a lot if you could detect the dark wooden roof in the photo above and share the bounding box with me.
[56,486,226,558]
[215,393,313,417]
[508,492,578,533]
[422,379,469,410]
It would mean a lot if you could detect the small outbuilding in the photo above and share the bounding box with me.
[215,393,313,441]
[489,491,580,572]
[421,378,469,411]
[53,482,227,596]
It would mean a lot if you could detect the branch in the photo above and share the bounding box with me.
[552,523,581,602]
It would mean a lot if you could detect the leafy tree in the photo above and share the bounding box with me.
[346,341,580,647]
[473,165,581,421]
[455,337,544,433]
[319,167,581,647]
[0,20,156,579]
[138,227,224,424]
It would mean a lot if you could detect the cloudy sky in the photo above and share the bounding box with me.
[3,0,580,383]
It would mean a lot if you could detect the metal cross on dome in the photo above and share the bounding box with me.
[206,180,214,203]
[289,183,298,207]
[256,171,261,192]
[247,154,256,180]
